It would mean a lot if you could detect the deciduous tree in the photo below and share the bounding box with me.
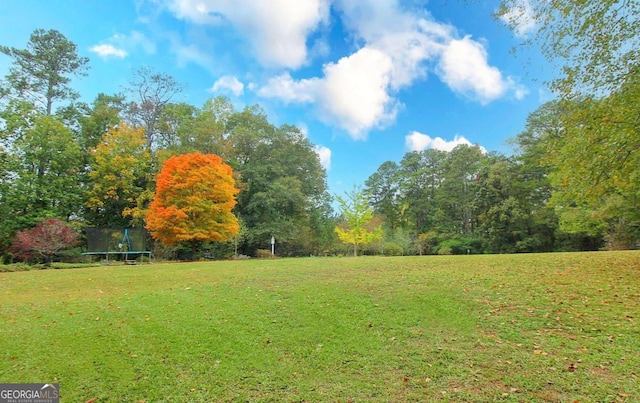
[499,1,640,248]
[0,113,84,239]
[146,152,239,254]
[546,89,640,247]
[10,218,79,265]
[335,187,382,256]
[124,67,185,151]
[78,93,125,152]
[497,0,639,96]
[223,104,331,256]
[85,124,152,227]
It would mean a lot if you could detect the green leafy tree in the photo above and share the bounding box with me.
[436,144,485,236]
[365,149,448,254]
[498,0,639,97]
[499,1,640,249]
[0,29,89,115]
[546,90,640,248]
[397,149,446,233]
[509,100,564,207]
[335,187,383,256]
[168,98,230,156]
[78,93,125,152]
[0,113,84,246]
[223,104,331,256]
[0,146,18,250]
[365,161,401,230]
[507,101,570,251]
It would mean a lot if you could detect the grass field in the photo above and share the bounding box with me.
[1,252,638,402]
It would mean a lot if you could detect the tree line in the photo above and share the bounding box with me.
[0,29,334,261]
[0,21,637,262]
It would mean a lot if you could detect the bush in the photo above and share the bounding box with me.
[437,246,453,255]
[383,242,404,256]
[256,249,275,259]
[202,241,235,260]
[436,239,465,255]
[436,236,484,255]
[57,247,84,263]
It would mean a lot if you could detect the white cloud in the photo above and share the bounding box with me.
[258,1,525,138]
[165,0,330,69]
[91,31,156,60]
[499,0,537,38]
[176,44,213,68]
[405,132,486,153]
[335,1,451,89]
[437,36,525,104]
[297,122,309,137]
[314,145,332,170]
[259,47,398,139]
[90,44,127,59]
[166,33,216,70]
[511,78,529,100]
[164,0,526,138]
[316,47,397,138]
[210,75,244,96]
[258,73,317,104]
[127,31,157,54]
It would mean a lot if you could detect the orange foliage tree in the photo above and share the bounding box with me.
[146,153,239,253]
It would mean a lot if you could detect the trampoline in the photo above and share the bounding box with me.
[83,227,152,264]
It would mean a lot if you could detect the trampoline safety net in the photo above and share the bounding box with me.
[85,227,150,253]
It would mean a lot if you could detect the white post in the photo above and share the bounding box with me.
[271,236,275,256]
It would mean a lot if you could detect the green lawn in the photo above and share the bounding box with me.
[1,252,638,402]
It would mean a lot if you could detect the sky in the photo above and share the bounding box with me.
[0,0,550,196]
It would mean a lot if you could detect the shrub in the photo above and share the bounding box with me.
[10,218,79,266]
[436,239,465,255]
[436,236,484,255]
[202,241,235,260]
[437,246,452,255]
[256,249,274,259]
[383,242,404,256]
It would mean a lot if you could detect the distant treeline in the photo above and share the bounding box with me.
[1,29,638,261]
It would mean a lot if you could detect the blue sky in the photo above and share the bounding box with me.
[0,0,549,196]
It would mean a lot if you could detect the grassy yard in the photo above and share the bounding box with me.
[0,252,638,402]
